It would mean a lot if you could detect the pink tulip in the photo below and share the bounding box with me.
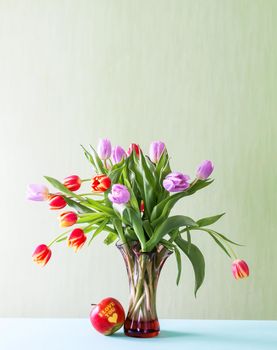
[232,259,249,280]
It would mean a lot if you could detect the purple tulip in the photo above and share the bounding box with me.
[97,138,112,160]
[108,184,130,204]
[163,172,190,192]
[149,141,165,163]
[111,146,126,164]
[196,160,214,180]
[27,184,49,201]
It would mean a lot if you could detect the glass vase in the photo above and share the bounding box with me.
[117,241,172,338]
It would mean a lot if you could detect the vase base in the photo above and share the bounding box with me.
[124,318,160,338]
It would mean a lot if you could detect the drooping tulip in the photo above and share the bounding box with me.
[232,259,249,280]
[127,143,140,157]
[149,141,165,163]
[163,172,190,192]
[68,228,87,252]
[59,211,78,227]
[97,138,112,160]
[196,160,214,180]
[111,146,126,164]
[91,175,111,192]
[49,194,67,210]
[108,184,130,204]
[27,184,49,201]
[32,244,52,266]
[63,175,81,191]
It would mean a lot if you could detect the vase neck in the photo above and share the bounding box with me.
[117,241,172,276]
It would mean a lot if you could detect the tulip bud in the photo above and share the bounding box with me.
[59,211,78,227]
[63,175,81,191]
[32,244,52,266]
[97,138,112,160]
[196,160,214,180]
[108,184,130,204]
[27,184,49,201]
[149,141,165,163]
[163,172,190,192]
[49,194,67,210]
[127,143,140,157]
[140,200,145,212]
[232,259,250,280]
[68,228,87,252]
[111,146,126,164]
[91,174,111,192]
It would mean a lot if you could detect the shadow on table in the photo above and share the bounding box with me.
[112,330,198,340]
[112,329,276,348]
[159,330,197,338]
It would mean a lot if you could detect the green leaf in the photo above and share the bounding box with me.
[124,227,137,240]
[83,224,97,233]
[174,246,182,286]
[174,236,205,296]
[63,197,94,213]
[186,179,214,195]
[191,227,242,246]
[187,229,192,254]
[108,158,126,183]
[151,179,213,226]
[112,218,126,243]
[129,151,157,217]
[160,239,175,250]
[125,208,146,251]
[104,232,118,245]
[211,230,243,246]
[155,149,171,201]
[122,170,140,212]
[81,145,96,169]
[44,176,82,200]
[145,215,198,252]
[197,213,225,227]
[85,198,114,215]
[156,149,170,177]
[142,220,153,238]
[77,213,106,224]
[200,228,231,258]
[120,207,131,225]
[89,145,106,174]
[139,152,156,188]
[88,219,109,246]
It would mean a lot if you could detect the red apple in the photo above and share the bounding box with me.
[89,297,125,335]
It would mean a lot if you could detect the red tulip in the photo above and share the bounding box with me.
[140,200,144,212]
[32,244,52,266]
[63,175,81,191]
[59,211,78,227]
[49,194,67,210]
[68,228,87,252]
[91,175,111,192]
[232,259,249,280]
[127,143,140,157]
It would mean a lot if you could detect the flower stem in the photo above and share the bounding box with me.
[79,193,103,197]
[48,230,71,247]
[48,223,95,247]
[190,178,198,187]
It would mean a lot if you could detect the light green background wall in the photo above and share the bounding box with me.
[0,0,276,319]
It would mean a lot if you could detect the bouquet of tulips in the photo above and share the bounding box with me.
[28,140,249,296]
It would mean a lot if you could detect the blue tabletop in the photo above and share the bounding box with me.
[0,318,276,350]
